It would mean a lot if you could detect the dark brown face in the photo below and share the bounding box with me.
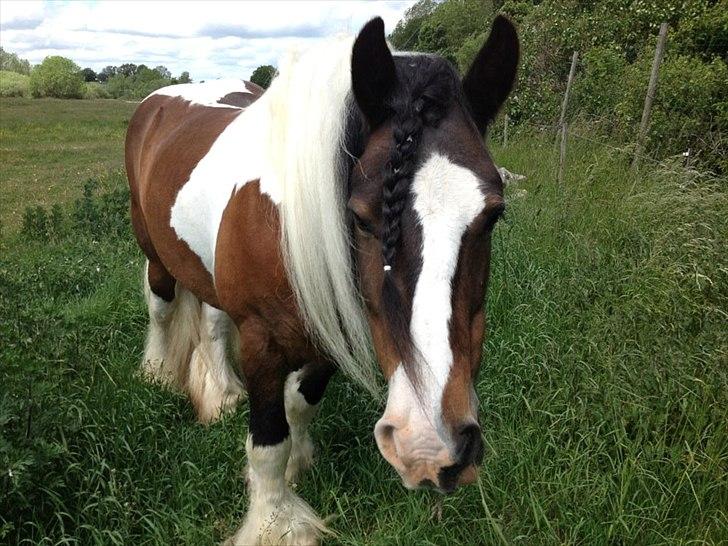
[350,16,518,492]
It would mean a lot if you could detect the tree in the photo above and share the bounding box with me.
[117,63,138,77]
[154,65,171,79]
[179,71,191,83]
[80,68,97,82]
[98,65,117,83]
[29,56,84,98]
[388,0,437,50]
[135,65,160,82]
[250,65,275,89]
[0,47,31,75]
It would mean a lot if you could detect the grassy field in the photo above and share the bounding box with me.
[1,98,727,545]
[0,98,137,229]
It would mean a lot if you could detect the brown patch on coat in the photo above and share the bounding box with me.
[147,259,176,301]
[214,180,319,371]
[218,90,260,108]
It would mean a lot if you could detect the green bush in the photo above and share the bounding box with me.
[617,54,728,170]
[29,56,84,99]
[0,70,29,97]
[106,70,169,100]
[72,177,129,237]
[572,47,629,119]
[250,65,276,89]
[673,0,728,61]
[20,203,67,241]
[83,82,110,99]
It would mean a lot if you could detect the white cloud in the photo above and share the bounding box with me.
[0,0,414,80]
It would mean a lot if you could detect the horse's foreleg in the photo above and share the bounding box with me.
[227,323,327,546]
[284,363,335,483]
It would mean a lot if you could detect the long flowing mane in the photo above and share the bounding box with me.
[263,38,378,395]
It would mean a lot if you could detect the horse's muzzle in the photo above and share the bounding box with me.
[374,417,483,492]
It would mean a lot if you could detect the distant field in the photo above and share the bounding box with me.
[0,98,136,228]
[1,99,727,544]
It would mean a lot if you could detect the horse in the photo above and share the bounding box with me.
[125,15,519,545]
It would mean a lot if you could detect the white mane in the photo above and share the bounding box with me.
[264,37,379,396]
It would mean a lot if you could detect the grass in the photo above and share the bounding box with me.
[1,99,727,545]
[0,98,136,229]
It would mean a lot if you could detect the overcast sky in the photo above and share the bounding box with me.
[0,1,415,80]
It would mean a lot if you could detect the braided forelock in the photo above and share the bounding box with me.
[381,103,424,269]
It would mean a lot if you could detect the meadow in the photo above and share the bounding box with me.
[0,98,137,229]
[1,98,726,545]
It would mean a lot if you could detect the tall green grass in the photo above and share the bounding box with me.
[1,132,726,544]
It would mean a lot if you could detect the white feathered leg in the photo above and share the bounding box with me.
[141,260,199,388]
[186,303,245,423]
[284,369,318,483]
[226,436,327,546]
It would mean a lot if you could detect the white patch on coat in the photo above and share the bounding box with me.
[401,152,486,425]
[150,79,250,109]
[168,97,280,273]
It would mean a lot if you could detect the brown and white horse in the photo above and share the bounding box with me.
[126,16,518,545]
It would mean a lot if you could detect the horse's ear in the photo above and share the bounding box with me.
[352,17,396,127]
[462,15,519,135]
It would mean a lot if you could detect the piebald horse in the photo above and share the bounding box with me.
[126,16,518,545]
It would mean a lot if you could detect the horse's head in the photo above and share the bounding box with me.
[348,16,519,492]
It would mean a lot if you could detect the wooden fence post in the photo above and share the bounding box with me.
[632,22,668,169]
[503,114,508,147]
[554,52,577,179]
[559,51,579,129]
[558,122,568,185]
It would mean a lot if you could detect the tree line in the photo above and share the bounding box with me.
[1,45,280,101]
[0,48,193,100]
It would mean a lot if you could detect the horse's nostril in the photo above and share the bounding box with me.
[419,478,437,490]
[438,423,484,492]
[376,422,396,445]
[374,420,402,466]
[458,423,484,466]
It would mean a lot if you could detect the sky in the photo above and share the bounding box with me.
[0,0,415,80]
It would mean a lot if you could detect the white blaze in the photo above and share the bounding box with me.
[391,153,486,425]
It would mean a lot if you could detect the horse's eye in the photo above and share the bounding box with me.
[352,213,374,236]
